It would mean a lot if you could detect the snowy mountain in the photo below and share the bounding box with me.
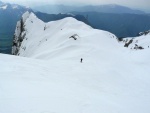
[12,11,117,57]
[0,1,31,11]
[1,12,150,113]
[0,1,89,54]
[12,12,150,56]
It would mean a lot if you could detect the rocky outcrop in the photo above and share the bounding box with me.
[124,39,133,47]
[138,30,150,36]
[12,11,30,55]
[121,34,150,50]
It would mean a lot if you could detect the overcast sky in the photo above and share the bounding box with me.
[1,0,150,12]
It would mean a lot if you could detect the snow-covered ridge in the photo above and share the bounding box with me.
[12,11,150,59]
[12,11,118,59]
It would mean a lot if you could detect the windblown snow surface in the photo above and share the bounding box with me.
[1,12,150,113]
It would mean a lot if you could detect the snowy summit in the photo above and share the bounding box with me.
[1,12,150,113]
[0,4,7,9]
[0,1,31,11]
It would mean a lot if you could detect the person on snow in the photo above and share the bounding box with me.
[80,58,83,63]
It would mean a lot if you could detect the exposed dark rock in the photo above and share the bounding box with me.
[117,38,123,42]
[12,12,30,55]
[124,39,133,47]
[69,34,79,40]
[138,30,150,36]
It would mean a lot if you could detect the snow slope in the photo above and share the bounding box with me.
[120,32,150,50]
[1,12,150,113]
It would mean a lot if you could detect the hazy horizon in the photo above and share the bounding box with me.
[1,0,150,12]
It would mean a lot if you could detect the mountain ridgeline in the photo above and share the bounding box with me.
[0,1,89,54]
[0,1,150,54]
[12,12,150,56]
[35,12,90,24]
[12,12,117,56]
[33,4,145,14]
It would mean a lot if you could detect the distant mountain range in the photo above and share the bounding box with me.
[71,12,150,37]
[33,4,146,14]
[35,12,90,25]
